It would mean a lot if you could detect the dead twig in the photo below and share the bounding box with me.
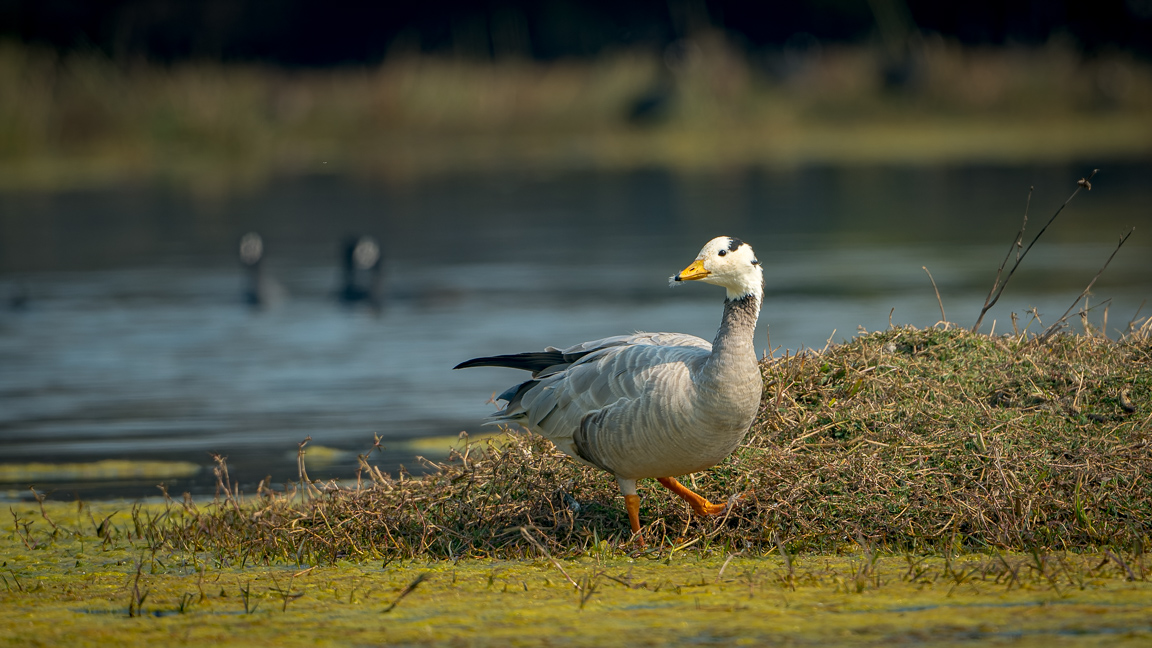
[297,437,323,501]
[578,572,601,609]
[520,526,579,589]
[1037,228,1134,342]
[128,560,149,617]
[923,266,946,323]
[973,170,1097,333]
[29,488,59,531]
[383,573,429,613]
[1105,549,1138,581]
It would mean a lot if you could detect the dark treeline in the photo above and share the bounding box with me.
[2,0,1151,66]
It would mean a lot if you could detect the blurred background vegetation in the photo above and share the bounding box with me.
[2,0,1151,192]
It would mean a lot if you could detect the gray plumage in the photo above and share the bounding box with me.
[455,236,765,533]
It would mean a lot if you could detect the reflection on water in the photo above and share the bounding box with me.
[1,162,1149,499]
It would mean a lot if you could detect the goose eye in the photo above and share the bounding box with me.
[752,259,760,265]
[718,249,727,256]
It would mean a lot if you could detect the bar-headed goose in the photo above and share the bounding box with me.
[455,236,764,537]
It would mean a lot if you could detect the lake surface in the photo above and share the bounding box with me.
[2,162,1150,499]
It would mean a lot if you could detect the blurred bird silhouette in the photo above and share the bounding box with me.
[625,41,692,127]
[867,0,924,92]
[238,232,287,309]
[337,234,384,312]
[626,66,675,126]
[8,282,29,310]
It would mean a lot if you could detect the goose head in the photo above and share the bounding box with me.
[238,232,264,267]
[339,234,385,310]
[672,236,763,300]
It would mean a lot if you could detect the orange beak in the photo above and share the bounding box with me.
[675,258,710,282]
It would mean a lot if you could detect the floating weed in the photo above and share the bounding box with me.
[126,561,149,618]
[902,554,934,586]
[382,572,429,614]
[268,572,303,612]
[9,508,37,551]
[577,571,601,610]
[237,579,257,615]
[774,534,796,592]
[1105,549,1138,582]
[3,569,23,593]
[851,541,881,594]
[994,552,1022,592]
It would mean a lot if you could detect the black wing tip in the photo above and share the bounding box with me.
[454,351,574,374]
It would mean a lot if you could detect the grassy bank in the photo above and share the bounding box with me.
[147,324,1151,565]
[3,35,1152,192]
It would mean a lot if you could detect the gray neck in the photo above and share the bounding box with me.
[704,292,761,375]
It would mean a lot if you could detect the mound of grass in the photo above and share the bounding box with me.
[158,322,1152,564]
[748,323,1150,551]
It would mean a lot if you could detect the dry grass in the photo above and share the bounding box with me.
[748,322,1151,550]
[156,319,1152,564]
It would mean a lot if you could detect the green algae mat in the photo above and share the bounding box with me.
[3,501,1151,647]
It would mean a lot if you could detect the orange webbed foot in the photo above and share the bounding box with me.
[696,500,727,516]
[657,477,742,517]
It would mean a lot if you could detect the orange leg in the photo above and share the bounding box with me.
[657,477,727,516]
[623,494,647,546]
[617,478,646,545]
[624,494,642,534]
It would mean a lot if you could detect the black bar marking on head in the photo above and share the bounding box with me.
[727,237,744,252]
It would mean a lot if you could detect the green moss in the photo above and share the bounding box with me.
[0,460,200,483]
[3,501,1152,646]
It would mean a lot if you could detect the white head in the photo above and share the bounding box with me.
[671,236,763,300]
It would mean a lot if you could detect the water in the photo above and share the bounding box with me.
[2,162,1150,499]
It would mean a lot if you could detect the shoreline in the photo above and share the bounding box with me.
[3,39,1151,193]
[4,115,1151,194]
